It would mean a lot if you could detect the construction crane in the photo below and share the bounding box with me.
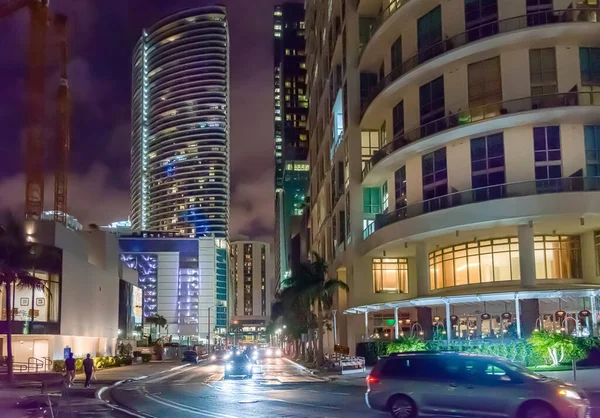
[53,13,70,226]
[0,0,70,225]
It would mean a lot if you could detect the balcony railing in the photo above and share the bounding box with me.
[362,91,599,179]
[363,177,600,239]
[361,8,599,118]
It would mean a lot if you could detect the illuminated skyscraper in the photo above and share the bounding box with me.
[130,6,230,239]
[274,3,309,289]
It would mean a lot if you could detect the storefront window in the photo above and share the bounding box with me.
[430,235,582,290]
[0,271,59,323]
[429,238,520,290]
[534,236,582,280]
[373,258,408,294]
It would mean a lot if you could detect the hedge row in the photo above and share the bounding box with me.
[356,334,600,366]
[52,355,133,373]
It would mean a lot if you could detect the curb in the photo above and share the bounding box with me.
[96,363,190,417]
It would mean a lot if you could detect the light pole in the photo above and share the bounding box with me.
[332,310,338,346]
[207,304,220,354]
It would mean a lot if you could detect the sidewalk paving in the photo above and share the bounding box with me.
[0,361,188,417]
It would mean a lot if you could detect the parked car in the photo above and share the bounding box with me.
[224,354,254,379]
[181,350,201,364]
[366,351,589,418]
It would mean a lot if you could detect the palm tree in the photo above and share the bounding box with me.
[282,252,349,366]
[0,212,49,384]
[145,314,167,340]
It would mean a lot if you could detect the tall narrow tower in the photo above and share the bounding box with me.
[273,3,309,289]
[130,6,230,239]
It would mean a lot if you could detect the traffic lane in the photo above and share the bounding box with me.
[108,361,384,418]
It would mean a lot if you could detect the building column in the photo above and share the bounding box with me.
[415,242,430,297]
[518,224,536,287]
[445,301,452,344]
[520,299,540,337]
[417,307,432,340]
[394,307,399,340]
[515,296,522,339]
[591,295,598,337]
[364,311,369,341]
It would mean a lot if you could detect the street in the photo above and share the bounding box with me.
[106,358,383,418]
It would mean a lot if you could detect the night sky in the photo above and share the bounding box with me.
[0,0,301,242]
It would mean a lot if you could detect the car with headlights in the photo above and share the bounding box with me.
[264,347,283,358]
[210,350,230,361]
[366,351,589,418]
[224,354,254,379]
[181,350,201,364]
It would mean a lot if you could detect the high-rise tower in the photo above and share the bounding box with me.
[273,3,309,289]
[130,6,230,239]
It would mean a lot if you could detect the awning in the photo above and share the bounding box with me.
[344,288,600,314]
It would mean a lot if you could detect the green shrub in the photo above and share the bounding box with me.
[527,331,594,366]
[52,360,65,372]
[141,353,152,363]
[356,341,389,366]
[386,337,427,355]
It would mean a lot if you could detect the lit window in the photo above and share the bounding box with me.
[372,258,408,294]
[534,236,582,280]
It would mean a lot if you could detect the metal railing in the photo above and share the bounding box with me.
[361,8,599,117]
[363,177,600,239]
[362,91,598,178]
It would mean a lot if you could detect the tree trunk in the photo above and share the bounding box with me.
[5,283,13,385]
[316,300,324,367]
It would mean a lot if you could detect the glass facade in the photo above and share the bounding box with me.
[393,101,404,137]
[470,133,505,200]
[465,0,498,41]
[373,258,408,294]
[422,148,447,211]
[243,244,253,315]
[417,6,442,52]
[394,166,407,209]
[534,236,582,280]
[429,236,582,290]
[585,125,600,176]
[530,48,557,96]
[534,126,562,191]
[580,47,600,86]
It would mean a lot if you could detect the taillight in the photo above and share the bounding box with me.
[366,375,379,384]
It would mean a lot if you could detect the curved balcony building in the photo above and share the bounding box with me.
[305,0,600,353]
[130,7,230,238]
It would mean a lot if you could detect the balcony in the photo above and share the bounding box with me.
[361,8,600,120]
[363,177,600,239]
[362,91,600,182]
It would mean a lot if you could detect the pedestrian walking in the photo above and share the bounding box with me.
[82,354,96,388]
[64,352,75,387]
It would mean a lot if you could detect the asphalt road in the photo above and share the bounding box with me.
[108,357,384,418]
[106,358,600,418]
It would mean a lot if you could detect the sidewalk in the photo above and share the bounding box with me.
[0,361,188,417]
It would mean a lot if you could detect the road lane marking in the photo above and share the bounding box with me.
[307,389,350,396]
[146,393,239,418]
[264,397,341,410]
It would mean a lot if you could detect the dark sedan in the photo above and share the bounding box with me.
[181,350,201,364]
[224,354,254,379]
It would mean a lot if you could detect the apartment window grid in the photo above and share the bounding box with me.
[585,125,600,176]
[417,6,442,53]
[260,246,266,316]
[363,187,381,214]
[243,244,253,315]
[429,238,521,290]
[464,0,498,41]
[533,126,562,191]
[373,258,408,294]
[526,0,553,26]
[422,148,448,212]
[470,133,506,201]
[534,236,582,280]
[393,101,404,137]
[381,181,389,213]
[420,76,445,136]
[394,166,407,209]
[580,48,600,86]
[468,57,502,113]
[595,231,600,275]
[391,35,402,69]
[530,48,557,96]
[361,131,380,170]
